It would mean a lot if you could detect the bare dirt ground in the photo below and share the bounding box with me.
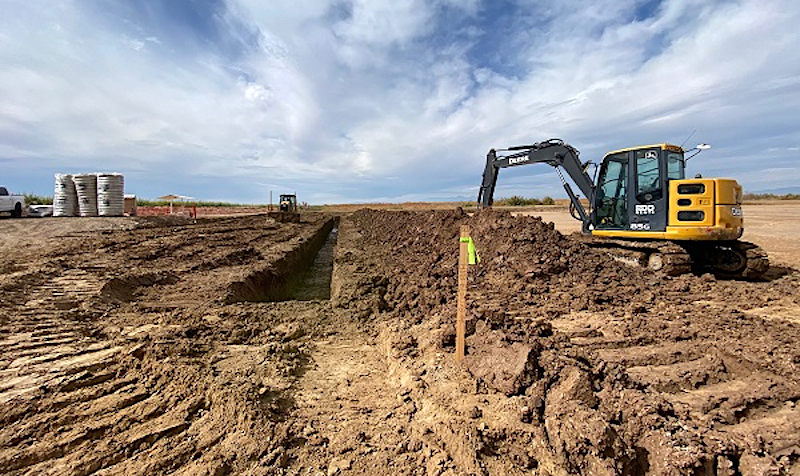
[0,204,798,475]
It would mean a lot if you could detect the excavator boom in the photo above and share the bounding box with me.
[477,139,595,232]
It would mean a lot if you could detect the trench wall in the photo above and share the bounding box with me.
[225,218,337,303]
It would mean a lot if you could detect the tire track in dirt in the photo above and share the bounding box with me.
[0,215,336,476]
[286,330,413,475]
[549,308,800,474]
[0,269,108,404]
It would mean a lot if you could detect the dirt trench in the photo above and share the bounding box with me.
[0,213,461,476]
[225,218,337,303]
[1,211,799,475]
[0,215,350,476]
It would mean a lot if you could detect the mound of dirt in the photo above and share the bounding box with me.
[351,208,667,321]
[349,208,800,475]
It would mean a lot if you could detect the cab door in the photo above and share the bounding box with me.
[595,154,628,229]
[631,148,667,232]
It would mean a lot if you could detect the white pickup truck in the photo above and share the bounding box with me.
[0,187,26,218]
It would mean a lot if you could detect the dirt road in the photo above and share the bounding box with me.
[1,206,798,475]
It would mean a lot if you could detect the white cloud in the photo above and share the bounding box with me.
[333,0,434,46]
[123,37,147,51]
[0,0,798,203]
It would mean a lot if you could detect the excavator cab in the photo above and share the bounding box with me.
[594,145,685,232]
[589,144,746,241]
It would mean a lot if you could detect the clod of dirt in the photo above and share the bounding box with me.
[465,321,542,396]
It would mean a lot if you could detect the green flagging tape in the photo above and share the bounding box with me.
[459,236,481,265]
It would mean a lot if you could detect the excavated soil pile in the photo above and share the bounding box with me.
[352,208,662,319]
[350,208,800,475]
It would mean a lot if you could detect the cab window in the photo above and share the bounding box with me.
[667,152,685,180]
[636,149,661,195]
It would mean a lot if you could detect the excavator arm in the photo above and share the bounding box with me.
[477,139,596,233]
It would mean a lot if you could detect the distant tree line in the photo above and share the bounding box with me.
[20,194,259,207]
[743,193,800,201]
[23,194,565,208]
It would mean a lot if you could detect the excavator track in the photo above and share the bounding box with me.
[574,236,768,279]
[685,240,769,280]
[740,241,770,278]
[575,236,692,276]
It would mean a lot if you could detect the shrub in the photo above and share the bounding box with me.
[23,194,53,205]
[496,196,542,206]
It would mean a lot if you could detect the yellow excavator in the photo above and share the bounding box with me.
[477,139,768,279]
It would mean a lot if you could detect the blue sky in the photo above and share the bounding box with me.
[1,0,799,203]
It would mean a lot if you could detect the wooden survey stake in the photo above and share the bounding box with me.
[456,224,469,362]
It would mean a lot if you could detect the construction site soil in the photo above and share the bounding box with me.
[1,210,798,476]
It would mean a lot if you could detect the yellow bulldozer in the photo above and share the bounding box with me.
[268,194,300,223]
